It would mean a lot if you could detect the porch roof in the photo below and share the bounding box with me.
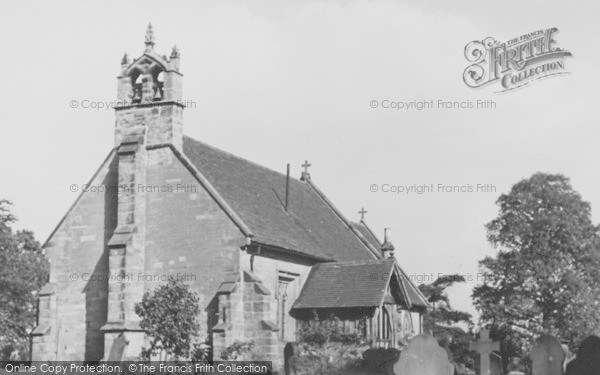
[292,259,429,311]
[292,259,395,309]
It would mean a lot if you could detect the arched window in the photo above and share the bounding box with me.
[397,310,414,341]
[127,58,165,103]
[131,70,143,103]
[376,307,392,341]
[152,70,164,101]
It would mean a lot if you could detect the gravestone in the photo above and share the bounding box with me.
[394,334,454,375]
[107,332,127,361]
[566,335,600,375]
[562,341,575,373]
[531,335,565,375]
[284,342,299,375]
[507,356,525,375]
[470,330,500,375]
[490,352,503,375]
[474,352,503,375]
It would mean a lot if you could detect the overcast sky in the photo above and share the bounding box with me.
[1,0,599,319]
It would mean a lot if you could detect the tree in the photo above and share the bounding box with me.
[0,200,49,360]
[473,173,600,357]
[419,274,473,371]
[134,278,200,359]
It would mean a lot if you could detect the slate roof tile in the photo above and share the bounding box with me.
[292,259,395,309]
[351,221,382,256]
[183,136,375,262]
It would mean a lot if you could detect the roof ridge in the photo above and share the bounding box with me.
[183,135,305,183]
[319,258,393,267]
[352,220,382,246]
[306,180,382,259]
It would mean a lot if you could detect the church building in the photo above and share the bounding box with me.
[31,26,428,367]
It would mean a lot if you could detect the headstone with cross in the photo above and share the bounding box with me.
[471,330,500,375]
[490,352,503,375]
[474,351,503,375]
[301,160,311,181]
[359,207,368,222]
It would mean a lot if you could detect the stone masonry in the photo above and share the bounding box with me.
[32,26,428,369]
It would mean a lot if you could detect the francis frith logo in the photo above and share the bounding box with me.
[463,28,572,92]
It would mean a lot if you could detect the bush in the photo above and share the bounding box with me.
[134,278,200,359]
[296,341,369,375]
[296,312,367,346]
[362,348,401,375]
[220,340,266,361]
[190,336,212,361]
[295,312,371,375]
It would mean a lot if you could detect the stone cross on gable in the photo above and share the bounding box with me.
[302,160,311,174]
[301,160,311,181]
[359,207,368,221]
[471,329,500,375]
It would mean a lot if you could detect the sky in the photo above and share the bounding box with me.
[0,0,599,319]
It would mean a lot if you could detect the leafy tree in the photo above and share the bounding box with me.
[134,278,200,359]
[0,200,49,360]
[473,173,600,358]
[419,274,473,370]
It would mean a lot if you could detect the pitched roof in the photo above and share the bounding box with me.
[183,136,375,262]
[351,221,382,253]
[393,263,430,310]
[292,259,430,311]
[292,259,395,309]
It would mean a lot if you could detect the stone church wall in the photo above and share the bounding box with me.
[33,155,119,361]
[235,251,314,368]
[144,147,247,343]
[242,252,312,330]
[34,146,250,361]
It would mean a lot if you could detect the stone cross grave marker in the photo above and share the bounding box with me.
[475,350,502,375]
[490,352,503,375]
[470,329,500,375]
[394,334,454,375]
[566,335,600,375]
[531,335,565,375]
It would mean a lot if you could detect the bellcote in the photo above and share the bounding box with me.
[117,24,182,105]
[114,24,184,150]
